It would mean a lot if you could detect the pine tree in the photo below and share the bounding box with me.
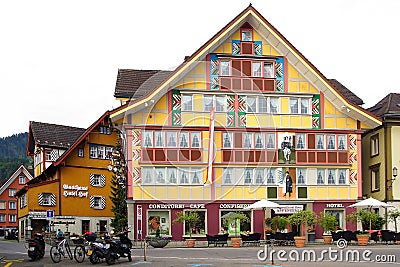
[108,140,128,231]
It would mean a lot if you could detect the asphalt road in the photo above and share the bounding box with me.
[1,239,400,267]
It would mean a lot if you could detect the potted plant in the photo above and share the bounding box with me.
[271,216,289,232]
[318,211,337,244]
[222,212,250,248]
[355,233,370,246]
[388,209,400,232]
[146,228,170,248]
[288,210,317,248]
[346,210,385,231]
[173,210,200,248]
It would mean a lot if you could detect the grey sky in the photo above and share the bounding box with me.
[1,0,398,137]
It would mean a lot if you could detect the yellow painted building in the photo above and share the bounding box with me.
[17,112,117,239]
[111,5,381,240]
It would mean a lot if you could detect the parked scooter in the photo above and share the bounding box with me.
[105,231,132,265]
[27,233,45,261]
[86,232,110,264]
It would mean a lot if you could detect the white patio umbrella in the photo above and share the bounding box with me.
[348,197,393,231]
[243,199,281,239]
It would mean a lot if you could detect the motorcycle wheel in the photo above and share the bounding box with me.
[89,252,100,264]
[28,251,37,261]
[106,254,116,265]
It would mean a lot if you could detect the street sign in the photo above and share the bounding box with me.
[46,210,54,219]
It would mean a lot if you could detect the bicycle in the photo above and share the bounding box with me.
[73,237,88,263]
[50,237,73,263]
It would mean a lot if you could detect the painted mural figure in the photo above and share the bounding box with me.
[283,171,293,197]
[281,136,292,162]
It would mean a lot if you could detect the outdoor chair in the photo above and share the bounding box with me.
[381,230,396,244]
[241,233,261,246]
[342,230,356,244]
[215,233,228,246]
[370,231,379,243]
[285,232,296,246]
[331,231,343,243]
[206,234,218,247]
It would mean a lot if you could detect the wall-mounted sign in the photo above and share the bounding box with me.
[326,203,344,208]
[219,204,250,209]
[63,184,88,198]
[273,205,303,214]
[148,203,206,209]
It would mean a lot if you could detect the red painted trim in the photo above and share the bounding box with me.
[126,129,133,199]
[167,89,172,126]
[320,91,325,129]
[58,168,61,216]
[357,134,362,199]
[284,56,288,92]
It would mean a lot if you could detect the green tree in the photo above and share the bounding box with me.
[388,209,400,232]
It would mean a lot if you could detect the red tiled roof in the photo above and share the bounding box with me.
[114,69,173,98]
[368,93,400,118]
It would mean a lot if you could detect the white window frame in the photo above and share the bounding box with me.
[220,60,230,76]
[269,97,279,113]
[20,195,27,208]
[289,98,299,114]
[252,61,262,77]
[166,132,177,147]
[78,148,84,158]
[243,133,253,149]
[297,169,306,184]
[317,169,325,185]
[222,132,232,148]
[92,196,102,209]
[300,98,310,114]
[338,169,347,185]
[0,201,5,210]
[203,95,213,112]
[258,97,268,113]
[155,168,166,184]
[154,131,164,148]
[243,169,253,184]
[19,175,25,184]
[316,134,326,150]
[167,168,177,184]
[191,132,201,148]
[182,95,193,111]
[90,145,98,158]
[45,150,52,161]
[191,168,202,184]
[8,188,16,197]
[246,96,257,113]
[338,135,347,150]
[0,214,5,222]
[179,168,190,184]
[266,133,276,149]
[179,132,189,148]
[371,134,379,156]
[9,214,16,223]
[327,169,336,185]
[264,62,274,78]
[9,201,16,210]
[254,133,264,149]
[216,96,226,112]
[92,174,101,186]
[371,168,379,191]
[222,168,233,184]
[143,130,153,147]
[142,168,154,184]
[296,134,306,150]
[266,168,275,184]
[241,29,252,41]
[42,193,53,206]
[327,134,336,150]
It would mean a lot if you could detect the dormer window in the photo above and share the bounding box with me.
[241,29,252,41]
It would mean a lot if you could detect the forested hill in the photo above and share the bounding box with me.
[0,132,32,183]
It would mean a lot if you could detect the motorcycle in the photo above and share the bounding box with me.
[105,231,132,265]
[27,233,45,261]
[86,232,110,264]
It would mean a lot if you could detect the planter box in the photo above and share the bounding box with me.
[307,232,316,243]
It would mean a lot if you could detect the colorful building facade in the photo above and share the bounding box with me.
[0,165,32,235]
[17,113,117,239]
[362,93,400,230]
[111,5,381,240]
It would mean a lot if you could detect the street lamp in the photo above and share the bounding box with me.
[387,166,398,190]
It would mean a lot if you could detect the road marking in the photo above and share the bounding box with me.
[131,262,152,265]
[1,259,24,267]
[187,264,214,266]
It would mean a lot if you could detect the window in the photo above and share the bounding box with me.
[300,99,309,114]
[266,169,275,184]
[203,95,213,112]
[167,168,177,184]
[264,62,274,78]
[266,133,275,149]
[99,126,111,134]
[143,131,153,147]
[255,169,264,184]
[19,175,25,184]
[82,220,90,235]
[179,132,189,148]
[258,97,267,113]
[371,168,379,191]
[270,97,279,113]
[155,168,165,184]
[243,169,253,184]
[246,97,257,113]
[297,169,306,184]
[338,135,346,150]
[338,169,346,184]
[9,214,16,222]
[191,168,202,184]
[0,214,5,222]
[327,169,336,184]
[142,168,153,184]
[148,210,171,236]
[9,201,16,210]
[371,134,379,156]
[182,95,193,111]
[0,201,5,210]
[216,96,226,112]
[155,131,164,147]
[180,169,189,184]
[90,174,104,187]
[183,210,206,236]
[20,195,27,208]
[91,196,104,209]
[289,98,298,114]
[78,148,84,158]
[220,61,230,76]
[255,133,264,148]
[241,29,252,41]
[222,168,232,184]
[9,188,16,197]
[252,62,262,77]
[316,134,325,149]
[167,132,177,147]
[296,134,306,149]
[191,132,201,148]
[220,210,251,235]
[327,135,336,150]
[89,145,112,159]
[243,133,253,148]
[41,193,54,206]
[317,169,325,184]
[223,132,232,148]
[45,150,52,161]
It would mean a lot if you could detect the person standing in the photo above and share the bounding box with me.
[284,171,293,197]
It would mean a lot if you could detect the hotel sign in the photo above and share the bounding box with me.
[63,184,88,198]
[273,205,303,214]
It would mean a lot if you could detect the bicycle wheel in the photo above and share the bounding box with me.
[50,246,61,263]
[65,241,73,260]
[74,245,85,263]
